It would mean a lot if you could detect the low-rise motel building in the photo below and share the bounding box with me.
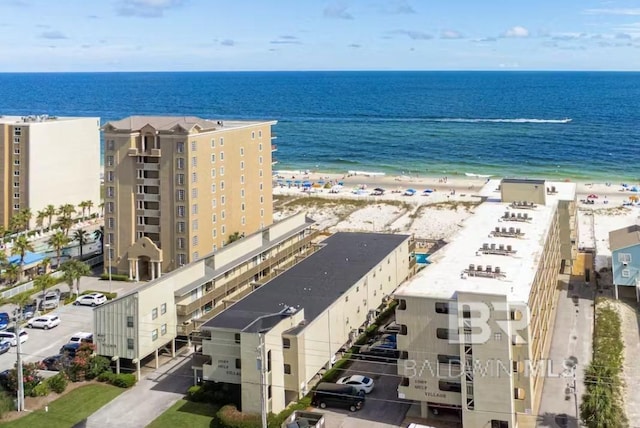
[93,212,319,376]
[199,231,414,414]
[394,178,577,428]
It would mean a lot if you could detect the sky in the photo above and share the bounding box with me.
[1,0,640,72]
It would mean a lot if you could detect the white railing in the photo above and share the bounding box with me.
[1,271,64,300]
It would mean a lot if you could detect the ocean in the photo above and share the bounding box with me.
[0,71,638,181]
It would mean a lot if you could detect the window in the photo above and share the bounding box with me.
[268,386,272,399]
[161,324,167,335]
[193,251,199,260]
[192,188,198,198]
[106,155,114,166]
[242,189,246,198]
[240,162,244,171]
[491,421,509,428]
[107,218,115,229]
[241,216,246,225]
[260,209,264,217]
[437,355,461,365]
[221,210,225,220]
[177,221,186,233]
[127,338,134,350]
[13,204,19,210]
[13,193,19,199]
[235,359,241,369]
[192,204,198,214]
[126,316,134,328]
[397,299,407,310]
[513,361,522,373]
[618,253,632,263]
[220,166,224,176]
[240,147,244,156]
[176,174,185,185]
[13,127,21,136]
[438,381,461,393]
[192,219,199,230]
[13,159,19,166]
[494,332,502,341]
[152,329,158,341]
[267,350,272,372]
[211,184,216,194]
[234,333,241,343]
[13,171,19,176]
[212,229,217,238]
[13,182,19,188]
[211,168,216,178]
[177,158,185,169]
[258,130,262,138]
[212,214,217,223]
[210,139,215,148]
[514,388,525,400]
[106,172,114,182]
[259,169,263,177]
[177,142,185,153]
[178,253,187,266]
[622,269,631,278]
[160,303,167,315]
[436,328,455,340]
[251,131,255,140]
[191,156,197,167]
[220,137,224,146]
[221,196,225,205]
[211,154,216,163]
[177,206,185,217]
[13,136,20,144]
[283,338,291,349]
[177,189,185,201]
[284,364,291,374]
[510,309,523,321]
[193,236,199,246]
[220,152,225,161]
[220,181,225,190]
[191,172,197,183]
[435,302,449,314]
[152,308,158,320]
[222,225,226,234]
[191,141,197,151]
[107,140,115,150]
[177,238,185,249]
[241,203,245,212]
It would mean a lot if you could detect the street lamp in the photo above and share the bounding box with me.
[104,243,112,294]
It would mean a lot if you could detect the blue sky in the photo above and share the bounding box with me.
[1,0,640,71]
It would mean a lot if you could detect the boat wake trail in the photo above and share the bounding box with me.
[431,118,572,124]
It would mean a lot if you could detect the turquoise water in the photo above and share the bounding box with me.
[0,71,638,181]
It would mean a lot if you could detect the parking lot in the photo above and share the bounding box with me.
[314,356,411,428]
[0,302,95,372]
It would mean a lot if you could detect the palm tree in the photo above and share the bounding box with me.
[227,231,243,245]
[36,210,46,232]
[4,264,19,284]
[34,273,54,299]
[8,215,21,234]
[19,208,32,231]
[58,203,75,219]
[86,200,94,218]
[94,226,104,253]
[73,229,89,258]
[60,260,91,296]
[55,216,73,236]
[0,225,6,246]
[0,250,7,284]
[39,256,51,275]
[48,231,70,269]
[78,201,88,219]
[44,204,57,229]
[11,235,34,281]
[98,202,105,218]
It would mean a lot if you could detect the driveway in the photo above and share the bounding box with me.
[314,358,411,428]
[79,351,194,428]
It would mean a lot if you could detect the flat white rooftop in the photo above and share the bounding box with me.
[396,183,574,302]
[479,178,577,203]
[0,115,94,124]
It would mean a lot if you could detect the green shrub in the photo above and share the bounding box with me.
[216,404,261,428]
[81,289,118,300]
[100,273,130,282]
[31,382,50,397]
[97,371,116,383]
[267,397,312,428]
[110,373,136,388]
[0,391,14,418]
[46,373,68,394]
[87,356,111,380]
[187,385,203,401]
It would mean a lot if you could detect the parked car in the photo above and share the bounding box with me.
[40,354,68,371]
[41,289,61,310]
[69,332,93,344]
[60,342,82,358]
[336,375,375,394]
[74,292,107,307]
[358,341,398,361]
[0,339,11,355]
[0,329,29,346]
[312,382,364,412]
[0,312,10,331]
[27,314,61,330]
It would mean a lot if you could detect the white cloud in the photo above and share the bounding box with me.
[441,30,464,39]
[117,0,186,18]
[323,2,353,20]
[502,26,529,38]
[391,30,432,40]
[584,8,640,16]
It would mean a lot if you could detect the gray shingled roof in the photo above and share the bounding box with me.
[104,116,219,132]
[202,232,410,333]
[609,223,640,251]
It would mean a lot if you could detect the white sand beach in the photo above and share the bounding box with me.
[273,171,640,264]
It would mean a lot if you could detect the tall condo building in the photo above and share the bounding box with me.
[0,115,101,230]
[102,116,277,279]
[394,178,577,428]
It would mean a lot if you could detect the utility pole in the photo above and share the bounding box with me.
[15,306,24,411]
[257,332,268,428]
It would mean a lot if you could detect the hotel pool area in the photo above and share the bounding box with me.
[415,253,431,264]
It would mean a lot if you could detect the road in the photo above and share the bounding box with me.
[0,301,94,372]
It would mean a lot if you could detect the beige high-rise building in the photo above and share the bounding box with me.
[0,115,101,230]
[102,116,276,279]
[395,178,577,428]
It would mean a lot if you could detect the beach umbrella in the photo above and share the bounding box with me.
[423,188,434,193]
[338,181,344,186]
[632,186,639,192]
[318,180,325,185]
[374,188,385,192]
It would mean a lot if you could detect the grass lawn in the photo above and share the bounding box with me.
[1,384,123,428]
[146,399,218,428]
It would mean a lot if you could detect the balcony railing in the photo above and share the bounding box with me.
[176,230,319,317]
[136,193,160,202]
[271,144,277,152]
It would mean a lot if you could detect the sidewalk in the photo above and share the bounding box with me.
[79,351,194,428]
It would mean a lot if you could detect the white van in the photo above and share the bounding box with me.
[407,424,438,428]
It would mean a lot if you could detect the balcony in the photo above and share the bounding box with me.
[149,148,162,157]
[191,352,212,370]
[141,224,160,233]
[141,163,160,171]
[143,209,160,217]
[136,193,160,202]
[271,133,277,140]
[127,148,139,156]
[271,144,277,152]
[175,230,319,317]
[177,321,196,336]
[143,178,160,186]
[272,158,279,166]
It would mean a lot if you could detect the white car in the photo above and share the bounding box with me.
[74,293,107,307]
[336,375,375,394]
[0,329,29,346]
[27,314,61,330]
